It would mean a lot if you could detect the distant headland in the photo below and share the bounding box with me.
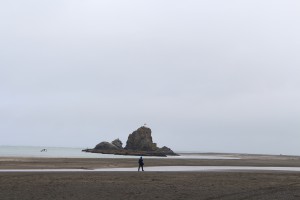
[82,126,178,157]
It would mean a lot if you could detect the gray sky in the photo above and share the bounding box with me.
[1,0,299,155]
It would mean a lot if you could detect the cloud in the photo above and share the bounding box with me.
[0,0,299,154]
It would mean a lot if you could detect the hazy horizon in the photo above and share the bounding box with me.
[1,1,299,155]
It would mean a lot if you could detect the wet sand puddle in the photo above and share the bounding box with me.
[2,166,300,172]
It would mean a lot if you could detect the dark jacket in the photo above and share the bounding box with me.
[138,158,144,166]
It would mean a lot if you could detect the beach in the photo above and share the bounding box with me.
[1,171,300,200]
[1,154,300,199]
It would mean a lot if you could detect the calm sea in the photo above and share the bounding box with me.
[0,146,141,159]
[0,146,239,159]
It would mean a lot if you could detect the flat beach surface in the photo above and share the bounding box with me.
[1,154,300,199]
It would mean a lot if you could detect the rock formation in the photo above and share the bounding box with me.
[83,126,178,157]
[156,146,176,155]
[112,138,123,149]
[125,126,158,151]
[95,141,119,150]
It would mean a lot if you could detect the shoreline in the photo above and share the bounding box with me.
[2,166,300,173]
[1,153,300,169]
[1,155,300,199]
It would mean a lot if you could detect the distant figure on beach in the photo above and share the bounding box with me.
[138,156,144,171]
[41,149,47,152]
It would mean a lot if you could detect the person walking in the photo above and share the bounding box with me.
[138,156,144,171]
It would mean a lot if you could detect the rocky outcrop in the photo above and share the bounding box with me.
[125,126,158,151]
[83,126,178,157]
[112,138,123,149]
[95,141,119,150]
[156,146,177,156]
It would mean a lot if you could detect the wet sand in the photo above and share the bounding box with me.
[1,154,300,199]
[1,153,300,169]
[1,171,300,200]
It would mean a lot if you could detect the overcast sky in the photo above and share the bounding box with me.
[0,0,299,155]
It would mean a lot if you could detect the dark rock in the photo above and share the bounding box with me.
[84,126,178,156]
[95,141,119,150]
[125,126,158,151]
[156,146,177,156]
[82,148,168,157]
[112,138,123,149]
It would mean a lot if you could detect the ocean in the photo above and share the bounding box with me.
[0,146,136,159]
[0,146,239,159]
